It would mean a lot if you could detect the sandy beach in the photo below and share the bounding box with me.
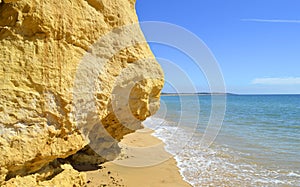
[84,128,191,187]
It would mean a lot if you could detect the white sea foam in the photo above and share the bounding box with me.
[144,117,300,187]
[287,172,300,177]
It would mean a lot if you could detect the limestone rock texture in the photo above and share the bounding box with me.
[0,0,164,186]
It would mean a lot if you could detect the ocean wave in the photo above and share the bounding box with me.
[144,117,300,186]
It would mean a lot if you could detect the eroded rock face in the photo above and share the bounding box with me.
[0,0,164,185]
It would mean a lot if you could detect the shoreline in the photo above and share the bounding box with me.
[84,128,191,186]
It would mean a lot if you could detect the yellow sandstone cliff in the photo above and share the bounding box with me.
[0,0,164,186]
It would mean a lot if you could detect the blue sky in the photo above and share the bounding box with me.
[136,0,300,94]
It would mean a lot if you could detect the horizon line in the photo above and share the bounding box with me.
[161,92,300,95]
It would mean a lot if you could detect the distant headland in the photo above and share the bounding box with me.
[161,92,238,96]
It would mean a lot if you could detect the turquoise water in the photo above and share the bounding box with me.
[145,95,300,186]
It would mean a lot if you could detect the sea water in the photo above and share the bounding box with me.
[144,95,300,186]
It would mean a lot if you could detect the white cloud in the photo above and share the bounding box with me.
[241,19,300,23]
[251,77,300,85]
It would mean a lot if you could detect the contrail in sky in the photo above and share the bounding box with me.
[241,19,300,23]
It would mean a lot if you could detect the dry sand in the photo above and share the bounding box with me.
[84,128,191,187]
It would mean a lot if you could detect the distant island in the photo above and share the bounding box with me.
[161,92,238,96]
